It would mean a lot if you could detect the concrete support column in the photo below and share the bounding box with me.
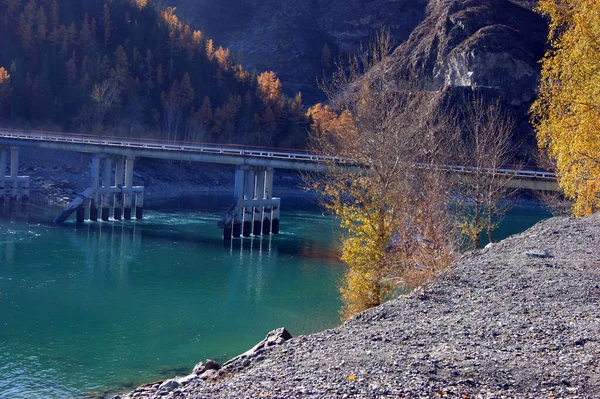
[243,169,255,237]
[89,155,101,221]
[232,166,245,238]
[22,178,29,200]
[262,168,274,235]
[101,158,112,221]
[123,157,134,220]
[135,189,144,220]
[10,147,19,199]
[253,169,265,236]
[0,148,6,202]
[76,205,85,223]
[272,197,281,234]
[114,158,124,220]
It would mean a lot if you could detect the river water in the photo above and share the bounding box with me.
[0,195,550,398]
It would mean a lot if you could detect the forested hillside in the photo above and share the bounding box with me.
[0,0,306,147]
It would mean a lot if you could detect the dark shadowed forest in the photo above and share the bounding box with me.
[0,0,307,147]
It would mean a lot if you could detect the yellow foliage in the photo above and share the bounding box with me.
[257,71,283,110]
[531,0,600,215]
[306,103,357,156]
[0,67,10,84]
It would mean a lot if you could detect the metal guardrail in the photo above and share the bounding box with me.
[0,129,557,181]
[0,129,342,163]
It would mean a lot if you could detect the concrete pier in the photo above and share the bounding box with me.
[76,205,85,223]
[220,166,282,240]
[101,158,112,221]
[89,155,101,221]
[253,169,265,236]
[114,158,124,220]
[272,198,280,234]
[54,154,144,224]
[123,157,134,220]
[135,189,144,220]
[243,169,255,237]
[232,167,245,238]
[10,147,19,199]
[262,168,274,235]
[0,148,6,201]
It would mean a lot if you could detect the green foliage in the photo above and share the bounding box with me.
[0,0,307,146]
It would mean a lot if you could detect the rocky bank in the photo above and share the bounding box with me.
[113,214,600,398]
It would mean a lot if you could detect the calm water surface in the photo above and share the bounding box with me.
[0,196,550,398]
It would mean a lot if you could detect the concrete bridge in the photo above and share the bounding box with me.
[0,129,559,239]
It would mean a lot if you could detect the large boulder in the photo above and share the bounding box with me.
[222,327,293,372]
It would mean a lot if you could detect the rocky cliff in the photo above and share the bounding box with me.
[168,0,546,107]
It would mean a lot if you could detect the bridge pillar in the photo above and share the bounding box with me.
[114,157,124,220]
[101,157,112,221]
[10,147,19,200]
[243,168,255,237]
[123,157,134,220]
[262,167,274,235]
[232,166,245,238]
[272,198,280,234]
[76,205,85,223]
[0,148,6,201]
[89,154,101,221]
[253,169,265,236]
[135,189,144,220]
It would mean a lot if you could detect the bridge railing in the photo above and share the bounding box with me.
[0,128,557,181]
[0,128,349,164]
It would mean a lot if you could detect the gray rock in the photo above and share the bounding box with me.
[176,374,199,386]
[525,249,553,258]
[158,379,180,392]
[193,359,220,376]
[222,327,293,370]
[204,359,221,371]
[192,361,205,375]
[199,369,218,381]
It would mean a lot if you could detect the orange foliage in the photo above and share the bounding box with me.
[214,46,231,70]
[306,103,357,142]
[257,71,283,109]
[0,67,10,84]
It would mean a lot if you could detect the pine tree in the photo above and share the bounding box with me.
[102,3,111,50]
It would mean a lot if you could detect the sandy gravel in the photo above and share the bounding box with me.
[115,213,600,399]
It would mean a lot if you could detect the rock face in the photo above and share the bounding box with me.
[388,0,547,109]
[119,213,600,398]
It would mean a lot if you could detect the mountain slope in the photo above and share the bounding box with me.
[0,0,306,147]
[166,0,429,101]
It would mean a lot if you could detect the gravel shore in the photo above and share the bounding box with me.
[115,213,600,399]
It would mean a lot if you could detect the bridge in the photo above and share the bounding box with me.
[0,129,559,239]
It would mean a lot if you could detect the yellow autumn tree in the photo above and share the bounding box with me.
[531,0,600,216]
[308,29,456,320]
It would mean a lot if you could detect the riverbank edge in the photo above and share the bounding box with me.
[112,213,600,399]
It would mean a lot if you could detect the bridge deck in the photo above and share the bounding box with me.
[0,129,558,190]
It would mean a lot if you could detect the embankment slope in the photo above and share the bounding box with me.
[120,214,600,398]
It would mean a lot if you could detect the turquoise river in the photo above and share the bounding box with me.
[0,195,550,398]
